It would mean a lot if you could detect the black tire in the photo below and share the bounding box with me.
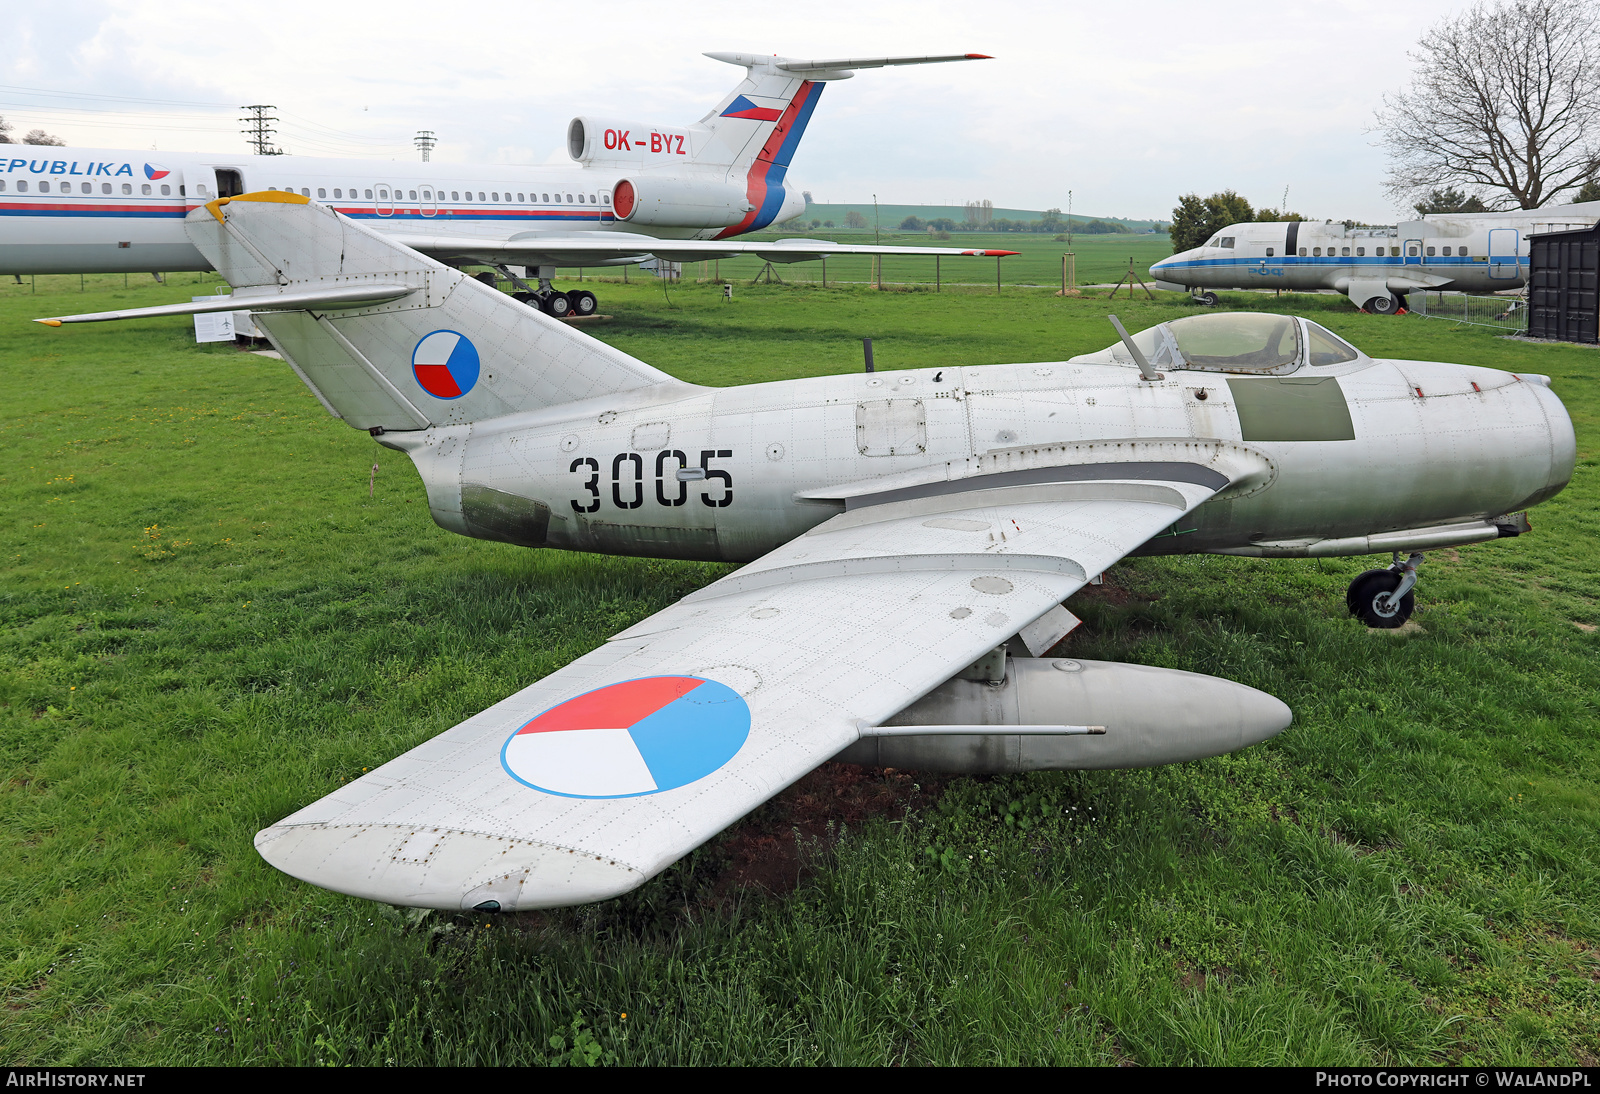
[1195,291,1219,307]
[569,290,597,316]
[542,292,572,318]
[1348,569,1414,628]
[475,271,497,287]
[1366,294,1400,315]
[511,291,534,304]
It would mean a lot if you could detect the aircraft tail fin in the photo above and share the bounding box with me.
[692,52,990,236]
[177,193,681,433]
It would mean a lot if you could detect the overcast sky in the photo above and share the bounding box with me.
[3,0,1490,223]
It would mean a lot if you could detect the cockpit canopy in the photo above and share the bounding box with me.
[1069,312,1367,375]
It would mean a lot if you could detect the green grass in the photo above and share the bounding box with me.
[557,230,1176,290]
[3,273,1598,1065]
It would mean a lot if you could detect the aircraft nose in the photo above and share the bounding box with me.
[254,820,648,911]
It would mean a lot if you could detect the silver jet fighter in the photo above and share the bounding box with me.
[39,193,1575,912]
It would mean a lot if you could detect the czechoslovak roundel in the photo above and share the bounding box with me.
[501,676,751,798]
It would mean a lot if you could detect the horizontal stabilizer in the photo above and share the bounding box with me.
[705,51,992,74]
[35,283,417,326]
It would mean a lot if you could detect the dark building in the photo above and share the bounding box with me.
[1528,223,1599,344]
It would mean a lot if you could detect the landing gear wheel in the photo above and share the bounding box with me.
[541,292,572,318]
[1366,294,1400,315]
[569,290,597,316]
[1348,569,1414,628]
[1194,291,1219,307]
[512,291,535,305]
[475,271,497,287]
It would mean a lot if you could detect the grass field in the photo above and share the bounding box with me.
[3,274,1598,1065]
[558,230,1176,291]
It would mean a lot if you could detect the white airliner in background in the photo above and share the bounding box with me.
[1150,201,1600,314]
[0,51,1013,315]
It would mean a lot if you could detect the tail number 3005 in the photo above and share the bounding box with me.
[570,449,733,513]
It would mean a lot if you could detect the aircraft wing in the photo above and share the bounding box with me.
[387,231,1017,268]
[255,446,1256,911]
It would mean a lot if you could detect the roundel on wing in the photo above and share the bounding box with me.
[412,330,480,400]
[501,676,751,799]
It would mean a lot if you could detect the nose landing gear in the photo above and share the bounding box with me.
[1347,552,1424,628]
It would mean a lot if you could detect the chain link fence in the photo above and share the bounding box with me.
[1408,290,1528,333]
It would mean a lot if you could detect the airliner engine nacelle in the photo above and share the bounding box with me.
[611,176,753,228]
[567,117,701,165]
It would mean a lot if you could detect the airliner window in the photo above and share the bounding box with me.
[1167,313,1300,373]
[16,181,26,192]
[554,193,562,203]
[578,194,585,203]
[1298,247,1306,256]
[566,193,573,202]
[1460,247,1470,257]
[1340,247,1349,256]
[333,188,342,198]
[543,193,550,202]
[142,184,151,195]
[409,190,416,200]
[379,189,389,199]
[79,182,89,194]
[364,189,373,199]
[1442,246,1451,256]
[300,188,309,197]
[478,192,486,201]
[1356,247,1365,256]
[1426,246,1436,256]
[160,184,170,196]
[39,181,50,193]
[1206,236,1220,247]
[1306,322,1359,366]
[492,192,499,201]
[517,192,524,202]
[122,183,133,195]
[450,191,458,200]
[590,194,597,203]
[1313,247,1321,256]
[1219,236,1234,248]
[602,193,610,205]
[1266,247,1274,256]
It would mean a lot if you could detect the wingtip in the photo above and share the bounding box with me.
[35,318,62,327]
[965,53,995,59]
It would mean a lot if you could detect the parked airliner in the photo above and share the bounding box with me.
[0,51,1012,316]
[1150,201,1600,313]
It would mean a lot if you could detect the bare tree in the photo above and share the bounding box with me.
[22,129,64,146]
[1376,0,1600,210]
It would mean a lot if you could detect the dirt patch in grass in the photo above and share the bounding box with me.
[708,763,950,902]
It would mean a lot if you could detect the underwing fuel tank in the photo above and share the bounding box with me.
[834,657,1291,773]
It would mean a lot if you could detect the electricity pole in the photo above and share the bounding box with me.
[415,130,437,162]
[240,105,281,155]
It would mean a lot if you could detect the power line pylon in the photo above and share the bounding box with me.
[240,105,281,156]
[415,130,437,162]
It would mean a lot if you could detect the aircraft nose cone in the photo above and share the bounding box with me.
[254,821,648,911]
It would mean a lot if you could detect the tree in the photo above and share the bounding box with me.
[1573,178,1600,202]
[1376,0,1600,210]
[0,116,9,144]
[1254,207,1306,222]
[845,210,867,229]
[23,129,65,146]
[1039,207,1064,232]
[899,215,924,231]
[1413,187,1490,215]
[1169,191,1254,252]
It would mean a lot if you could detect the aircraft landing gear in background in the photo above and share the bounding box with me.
[1347,552,1424,628]
[1364,293,1403,315]
[1193,290,1219,307]
[494,264,599,319]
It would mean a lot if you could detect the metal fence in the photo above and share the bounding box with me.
[1408,290,1528,333]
